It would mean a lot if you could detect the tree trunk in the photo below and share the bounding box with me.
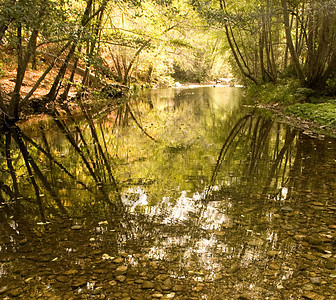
[281,0,306,86]
[220,0,258,84]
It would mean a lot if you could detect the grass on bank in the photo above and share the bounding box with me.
[284,101,336,128]
[246,80,336,129]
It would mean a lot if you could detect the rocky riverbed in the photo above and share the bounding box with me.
[1,195,336,299]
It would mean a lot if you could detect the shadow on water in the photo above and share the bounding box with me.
[1,86,336,299]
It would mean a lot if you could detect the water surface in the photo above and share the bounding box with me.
[1,86,336,299]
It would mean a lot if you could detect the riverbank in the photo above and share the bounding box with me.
[245,82,336,138]
[1,65,335,139]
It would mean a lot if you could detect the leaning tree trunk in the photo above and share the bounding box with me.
[220,0,258,84]
[281,0,306,86]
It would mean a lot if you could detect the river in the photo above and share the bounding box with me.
[1,86,336,299]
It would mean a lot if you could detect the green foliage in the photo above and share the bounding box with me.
[97,0,232,85]
[245,80,301,104]
[190,0,286,84]
[285,101,336,128]
[172,48,214,83]
[191,0,336,94]
[324,76,336,96]
[169,28,231,83]
[1,0,75,42]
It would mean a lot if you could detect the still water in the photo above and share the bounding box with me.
[1,86,336,299]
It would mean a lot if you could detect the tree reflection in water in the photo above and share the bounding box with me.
[0,98,124,224]
[1,87,336,299]
[205,112,298,203]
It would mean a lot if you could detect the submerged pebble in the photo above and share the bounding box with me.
[141,281,155,289]
[71,224,82,230]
